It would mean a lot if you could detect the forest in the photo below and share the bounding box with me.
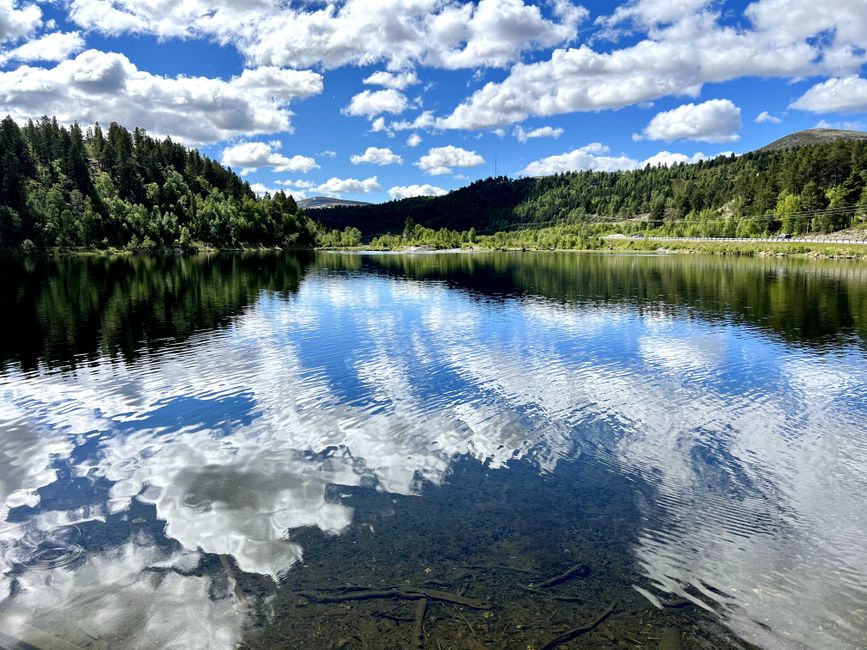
[319,139,867,240]
[3,115,867,252]
[0,116,317,250]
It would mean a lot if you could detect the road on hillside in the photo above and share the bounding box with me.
[606,235,867,245]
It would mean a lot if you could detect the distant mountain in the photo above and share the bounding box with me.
[298,196,372,210]
[759,128,867,152]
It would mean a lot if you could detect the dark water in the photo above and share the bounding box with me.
[1,251,866,649]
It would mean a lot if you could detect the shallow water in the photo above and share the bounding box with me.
[1,251,866,649]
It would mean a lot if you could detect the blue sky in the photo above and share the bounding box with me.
[1,0,866,203]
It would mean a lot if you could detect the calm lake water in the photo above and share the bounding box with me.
[1,251,866,649]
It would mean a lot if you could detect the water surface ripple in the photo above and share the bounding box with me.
[1,252,866,649]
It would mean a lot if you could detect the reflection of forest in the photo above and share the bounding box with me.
[322,252,867,348]
[2,250,865,371]
[0,252,311,370]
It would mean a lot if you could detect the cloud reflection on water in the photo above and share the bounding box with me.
[0,263,866,649]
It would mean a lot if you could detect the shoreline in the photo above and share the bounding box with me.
[5,239,867,261]
[322,239,867,261]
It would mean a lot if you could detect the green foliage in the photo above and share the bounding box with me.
[318,140,867,240]
[316,176,537,235]
[317,226,363,248]
[0,115,316,250]
[0,252,310,370]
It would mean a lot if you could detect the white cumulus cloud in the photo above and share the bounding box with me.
[390,111,437,132]
[406,133,422,147]
[221,141,318,175]
[316,176,381,195]
[350,146,403,165]
[790,76,867,114]
[641,151,707,167]
[519,143,637,176]
[417,145,485,175]
[514,125,564,142]
[755,110,782,124]
[636,99,741,143]
[598,0,712,30]
[363,70,419,90]
[343,89,409,118]
[0,50,323,145]
[65,0,586,71]
[0,31,85,65]
[0,0,41,42]
[250,182,284,197]
[439,6,839,130]
[388,184,448,200]
[519,144,721,176]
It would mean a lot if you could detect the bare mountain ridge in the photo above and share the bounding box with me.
[298,196,372,210]
[759,128,867,152]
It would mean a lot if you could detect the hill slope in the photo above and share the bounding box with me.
[317,138,867,238]
[760,128,867,152]
[314,176,536,235]
[0,116,316,250]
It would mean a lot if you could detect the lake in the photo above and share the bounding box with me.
[1,251,866,649]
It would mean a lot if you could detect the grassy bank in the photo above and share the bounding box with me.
[12,236,866,261]
[597,237,867,259]
[323,238,867,261]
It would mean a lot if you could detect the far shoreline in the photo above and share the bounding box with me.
[5,238,867,261]
[321,238,867,261]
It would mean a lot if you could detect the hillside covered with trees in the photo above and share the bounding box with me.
[3,117,867,253]
[319,139,867,239]
[0,116,316,251]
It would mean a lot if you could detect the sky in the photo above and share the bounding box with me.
[0,0,866,204]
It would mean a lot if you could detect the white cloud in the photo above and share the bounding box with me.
[520,143,718,176]
[363,70,419,90]
[350,146,403,165]
[388,184,448,200]
[641,151,707,167]
[343,89,408,118]
[316,176,381,195]
[406,133,422,147]
[755,110,782,124]
[519,143,637,176]
[815,119,866,132]
[421,0,588,70]
[417,145,485,175]
[221,141,318,174]
[439,8,833,130]
[745,0,867,63]
[0,31,84,65]
[0,0,41,42]
[0,50,322,145]
[390,111,437,132]
[250,182,284,197]
[598,0,712,30]
[514,125,564,142]
[319,149,337,158]
[636,99,741,143]
[65,0,586,71]
[790,76,867,114]
[276,178,316,189]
